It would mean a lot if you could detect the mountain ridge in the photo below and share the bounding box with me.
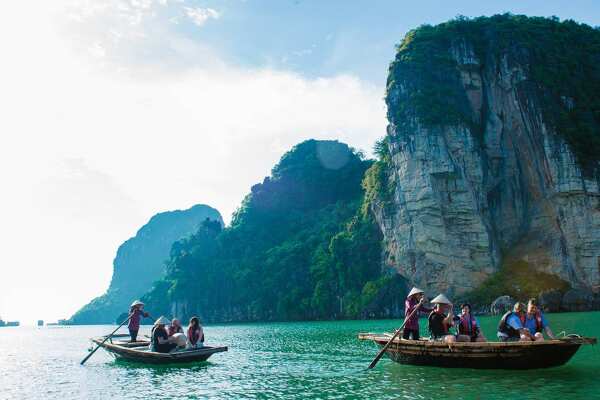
[69,204,222,324]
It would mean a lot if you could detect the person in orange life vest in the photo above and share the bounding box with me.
[427,294,456,343]
[187,316,205,349]
[402,287,433,340]
[127,300,150,342]
[523,298,555,341]
[168,318,184,336]
[456,303,486,342]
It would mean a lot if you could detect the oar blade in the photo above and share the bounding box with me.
[367,348,386,369]
[366,302,422,369]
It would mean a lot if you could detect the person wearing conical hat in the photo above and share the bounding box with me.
[427,294,457,343]
[403,287,433,340]
[150,316,177,353]
[127,300,151,342]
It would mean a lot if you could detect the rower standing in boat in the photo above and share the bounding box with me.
[428,294,457,343]
[402,287,432,340]
[128,300,150,342]
[523,298,555,341]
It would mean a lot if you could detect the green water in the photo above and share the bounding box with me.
[2,313,599,399]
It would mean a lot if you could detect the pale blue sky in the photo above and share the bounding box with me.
[1,0,599,324]
[160,0,600,83]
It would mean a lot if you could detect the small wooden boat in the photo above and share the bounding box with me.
[359,333,596,369]
[91,337,228,364]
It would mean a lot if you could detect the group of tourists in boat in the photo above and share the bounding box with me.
[405,287,555,344]
[127,300,205,353]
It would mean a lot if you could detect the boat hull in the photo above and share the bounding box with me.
[91,338,228,365]
[359,334,595,370]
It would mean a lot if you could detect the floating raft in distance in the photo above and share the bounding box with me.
[359,333,596,370]
[91,337,228,364]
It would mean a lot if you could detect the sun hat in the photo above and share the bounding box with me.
[154,316,171,325]
[130,300,144,307]
[430,294,452,305]
[407,287,425,298]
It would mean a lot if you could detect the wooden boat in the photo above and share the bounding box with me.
[359,333,596,369]
[91,337,228,364]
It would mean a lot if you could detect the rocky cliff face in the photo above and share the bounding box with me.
[70,204,222,324]
[374,16,600,298]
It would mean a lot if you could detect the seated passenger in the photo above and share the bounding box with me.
[523,298,555,341]
[497,302,534,341]
[403,287,432,340]
[456,303,486,342]
[168,318,184,336]
[187,316,205,349]
[151,316,177,353]
[428,294,456,343]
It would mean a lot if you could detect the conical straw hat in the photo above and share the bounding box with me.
[407,287,424,298]
[154,316,171,325]
[130,300,144,307]
[430,294,451,305]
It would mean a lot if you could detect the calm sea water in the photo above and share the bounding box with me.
[2,312,599,400]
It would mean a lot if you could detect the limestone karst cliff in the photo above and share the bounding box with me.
[70,204,222,324]
[372,15,600,299]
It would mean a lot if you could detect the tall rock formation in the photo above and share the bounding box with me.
[373,15,600,297]
[140,140,397,323]
[70,204,222,324]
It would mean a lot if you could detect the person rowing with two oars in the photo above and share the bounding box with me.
[402,287,432,340]
[128,300,151,342]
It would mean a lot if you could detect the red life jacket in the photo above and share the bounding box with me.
[168,325,183,336]
[531,312,543,333]
[459,314,477,336]
[188,326,204,344]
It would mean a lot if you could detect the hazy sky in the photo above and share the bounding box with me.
[1,1,599,324]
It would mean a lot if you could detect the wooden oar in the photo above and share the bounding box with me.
[368,302,422,369]
[80,314,132,365]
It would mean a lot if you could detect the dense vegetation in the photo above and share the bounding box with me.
[141,140,405,323]
[387,14,600,173]
[458,260,571,307]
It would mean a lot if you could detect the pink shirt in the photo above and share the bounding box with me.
[127,308,148,330]
[404,297,432,330]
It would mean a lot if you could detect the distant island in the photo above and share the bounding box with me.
[0,318,19,327]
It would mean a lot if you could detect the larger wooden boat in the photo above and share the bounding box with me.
[359,333,596,369]
[91,337,228,364]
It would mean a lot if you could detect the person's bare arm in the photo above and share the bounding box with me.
[444,304,455,326]
[519,328,533,339]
